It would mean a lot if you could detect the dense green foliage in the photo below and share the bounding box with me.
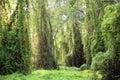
[82,0,105,66]
[29,0,58,69]
[91,3,120,79]
[0,0,120,80]
[0,0,31,75]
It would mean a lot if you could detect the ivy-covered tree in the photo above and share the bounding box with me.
[65,0,85,67]
[82,0,105,66]
[31,0,58,69]
[91,3,120,80]
[0,0,31,75]
[82,0,120,79]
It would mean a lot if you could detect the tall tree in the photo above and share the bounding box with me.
[65,0,85,67]
[32,0,58,69]
[0,0,31,75]
[82,0,105,66]
[17,0,31,74]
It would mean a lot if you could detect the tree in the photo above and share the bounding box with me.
[31,0,58,69]
[0,0,31,75]
[82,0,105,66]
[91,3,120,79]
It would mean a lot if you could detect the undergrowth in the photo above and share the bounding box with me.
[0,68,102,80]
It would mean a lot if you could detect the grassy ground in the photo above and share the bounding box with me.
[0,67,102,80]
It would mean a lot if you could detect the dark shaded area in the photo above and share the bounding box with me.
[65,23,85,67]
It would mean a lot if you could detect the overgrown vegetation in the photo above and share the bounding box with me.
[0,0,120,80]
[0,68,102,80]
[0,0,31,75]
[91,3,120,79]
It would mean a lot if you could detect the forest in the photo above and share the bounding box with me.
[0,0,120,80]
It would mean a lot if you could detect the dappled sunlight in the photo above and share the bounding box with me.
[0,0,120,80]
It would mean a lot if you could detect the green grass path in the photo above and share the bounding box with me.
[0,69,102,80]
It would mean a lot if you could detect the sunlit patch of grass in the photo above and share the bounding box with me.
[0,68,102,80]
[82,70,93,77]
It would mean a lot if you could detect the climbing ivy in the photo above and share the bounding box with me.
[0,0,31,75]
[91,3,120,80]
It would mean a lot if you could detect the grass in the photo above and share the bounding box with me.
[0,67,102,80]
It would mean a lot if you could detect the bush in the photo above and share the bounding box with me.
[80,64,89,71]
[0,30,31,75]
